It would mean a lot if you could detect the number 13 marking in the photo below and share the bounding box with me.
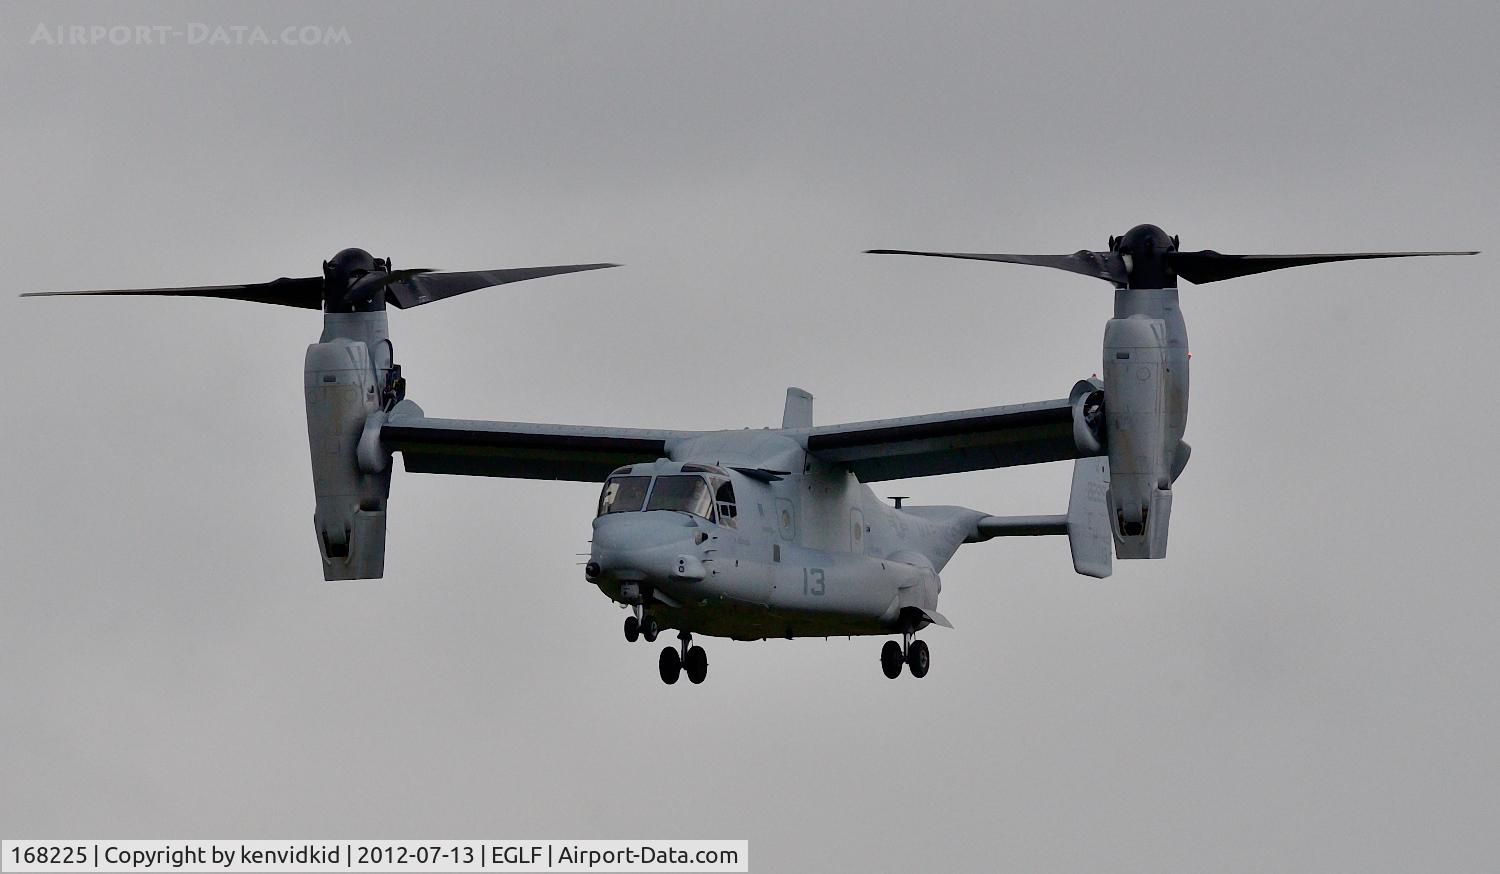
[803,567,825,596]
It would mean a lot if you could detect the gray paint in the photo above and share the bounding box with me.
[4,2,1498,871]
[375,371,1110,660]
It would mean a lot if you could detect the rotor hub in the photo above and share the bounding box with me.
[1110,224,1179,289]
[322,247,387,313]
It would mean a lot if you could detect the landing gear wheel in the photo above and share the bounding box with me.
[881,640,904,679]
[907,639,930,678]
[641,616,660,643]
[623,615,639,642]
[684,646,708,684]
[658,646,682,684]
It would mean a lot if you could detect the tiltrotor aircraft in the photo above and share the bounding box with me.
[25,227,1473,684]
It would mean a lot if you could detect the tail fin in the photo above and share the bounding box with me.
[1065,457,1112,578]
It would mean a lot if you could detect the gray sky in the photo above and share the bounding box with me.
[3,1,1498,870]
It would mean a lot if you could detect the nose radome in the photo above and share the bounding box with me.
[590,512,700,582]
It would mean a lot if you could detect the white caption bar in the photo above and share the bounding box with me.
[2,841,748,873]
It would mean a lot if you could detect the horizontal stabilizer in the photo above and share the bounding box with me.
[969,457,1112,578]
[975,515,1067,537]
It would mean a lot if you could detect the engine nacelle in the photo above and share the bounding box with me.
[1102,310,1187,559]
[305,336,391,580]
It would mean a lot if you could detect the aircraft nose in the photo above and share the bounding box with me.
[589,512,703,583]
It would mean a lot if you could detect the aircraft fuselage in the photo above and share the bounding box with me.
[586,430,977,640]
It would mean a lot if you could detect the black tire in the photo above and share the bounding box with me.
[881,640,904,679]
[658,646,682,684]
[623,615,639,642]
[907,639,930,678]
[684,646,708,684]
[642,616,660,642]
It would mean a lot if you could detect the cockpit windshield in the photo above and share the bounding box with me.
[597,475,651,516]
[645,475,715,519]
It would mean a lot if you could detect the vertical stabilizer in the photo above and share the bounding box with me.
[782,387,813,429]
[1067,457,1113,578]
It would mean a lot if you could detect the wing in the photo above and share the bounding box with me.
[804,398,1088,482]
[381,411,692,482]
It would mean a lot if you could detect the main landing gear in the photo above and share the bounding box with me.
[880,629,930,679]
[624,608,705,684]
[659,630,708,685]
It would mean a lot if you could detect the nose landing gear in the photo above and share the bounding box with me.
[622,606,660,643]
[880,629,930,679]
[659,630,708,685]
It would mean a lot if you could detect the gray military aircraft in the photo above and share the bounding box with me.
[25,226,1474,684]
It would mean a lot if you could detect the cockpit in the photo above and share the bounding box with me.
[597,463,738,527]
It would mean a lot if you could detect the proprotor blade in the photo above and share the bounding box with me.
[21,276,325,308]
[866,249,1128,286]
[383,263,620,309]
[1168,250,1478,285]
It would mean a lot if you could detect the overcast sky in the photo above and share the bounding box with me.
[3,1,1498,871]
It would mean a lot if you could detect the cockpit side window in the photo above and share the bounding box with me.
[597,475,651,516]
[714,478,737,528]
[645,475,715,520]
